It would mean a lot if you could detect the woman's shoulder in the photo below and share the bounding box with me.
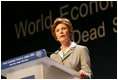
[76,45,88,49]
[50,49,60,58]
[50,53,56,58]
[75,45,89,55]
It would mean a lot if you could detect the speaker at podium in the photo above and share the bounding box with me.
[1,49,79,79]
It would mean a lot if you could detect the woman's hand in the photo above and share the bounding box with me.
[78,70,89,79]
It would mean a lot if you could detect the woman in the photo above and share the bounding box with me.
[50,18,92,79]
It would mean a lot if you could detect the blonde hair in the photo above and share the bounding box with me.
[51,18,73,41]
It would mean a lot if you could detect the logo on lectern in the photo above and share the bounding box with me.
[36,51,42,57]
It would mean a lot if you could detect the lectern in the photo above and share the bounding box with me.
[1,49,79,79]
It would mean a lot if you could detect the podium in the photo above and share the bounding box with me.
[1,49,79,79]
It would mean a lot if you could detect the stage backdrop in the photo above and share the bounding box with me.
[1,1,117,79]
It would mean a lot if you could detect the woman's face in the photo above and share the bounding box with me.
[55,23,70,43]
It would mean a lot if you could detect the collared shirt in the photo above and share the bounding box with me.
[58,42,77,58]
